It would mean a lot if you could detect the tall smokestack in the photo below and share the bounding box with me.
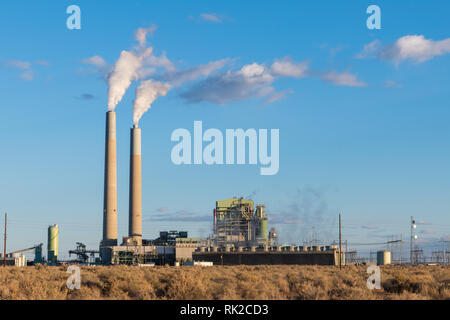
[102,111,118,246]
[129,125,142,245]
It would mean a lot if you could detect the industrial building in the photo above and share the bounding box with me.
[193,245,345,266]
[0,253,27,267]
[213,198,268,247]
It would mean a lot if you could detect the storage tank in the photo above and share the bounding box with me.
[377,250,391,265]
[260,218,268,243]
[47,224,58,265]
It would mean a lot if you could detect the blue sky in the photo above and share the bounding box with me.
[1,1,450,259]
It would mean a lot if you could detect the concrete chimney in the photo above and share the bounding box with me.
[102,111,118,246]
[129,125,142,245]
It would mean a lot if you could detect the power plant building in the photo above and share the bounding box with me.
[213,198,268,247]
[97,110,344,267]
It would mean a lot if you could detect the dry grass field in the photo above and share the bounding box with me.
[0,264,449,300]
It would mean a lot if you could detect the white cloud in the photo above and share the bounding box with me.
[179,58,310,104]
[270,57,308,78]
[5,59,36,81]
[82,55,107,68]
[355,40,381,59]
[81,55,112,78]
[160,58,230,86]
[142,51,176,73]
[180,62,276,104]
[6,59,31,70]
[19,70,33,81]
[380,35,450,63]
[321,71,367,87]
[200,13,222,23]
[360,35,450,64]
[263,88,292,103]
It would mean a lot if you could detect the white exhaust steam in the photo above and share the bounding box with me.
[107,48,153,111]
[133,79,171,126]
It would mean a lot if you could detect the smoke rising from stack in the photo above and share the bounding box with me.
[107,50,145,111]
[133,80,171,126]
[135,24,157,47]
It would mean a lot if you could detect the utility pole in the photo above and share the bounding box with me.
[339,213,342,269]
[410,216,416,265]
[3,213,6,267]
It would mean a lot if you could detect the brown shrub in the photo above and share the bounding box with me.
[0,265,449,300]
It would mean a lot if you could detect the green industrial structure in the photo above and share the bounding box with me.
[213,197,269,247]
[47,224,58,265]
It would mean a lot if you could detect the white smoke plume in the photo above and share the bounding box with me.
[135,24,157,47]
[133,79,171,126]
[107,48,153,111]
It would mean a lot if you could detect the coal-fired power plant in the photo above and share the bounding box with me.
[96,110,342,266]
[128,125,142,245]
[102,111,118,247]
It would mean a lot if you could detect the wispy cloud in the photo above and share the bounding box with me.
[384,80,402,88]
[5,59,35,81]
[355,40,381,59]
[180,58,308,104]
[358,35,450,64]
[145,209,210,222]
[81,55,112,78]
[159,58,230,86]
[82,55,107,68]
[321,71,367,87]
[35,60,50,66]
[200,13,222,23]
[189,13,231,24]
[6,59,31,69]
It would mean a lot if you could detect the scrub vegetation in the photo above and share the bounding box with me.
[0,264,449,300]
